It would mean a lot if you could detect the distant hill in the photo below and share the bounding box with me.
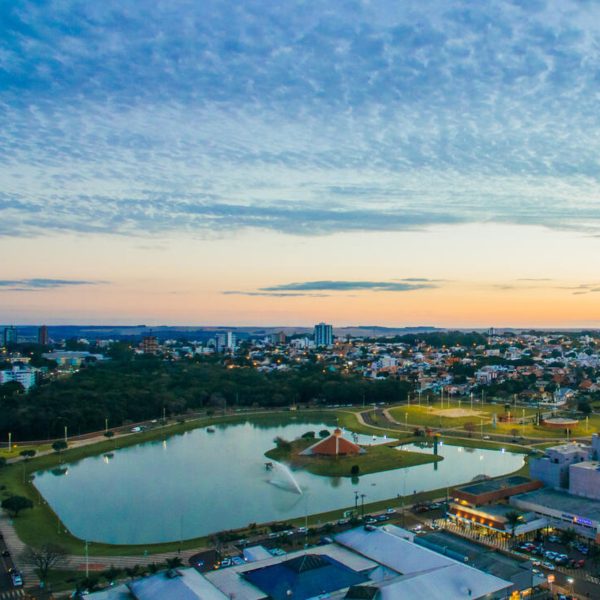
[3,324,442,342]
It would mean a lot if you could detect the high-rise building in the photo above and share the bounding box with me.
[215,332,236,353]
[141,335,159,354]
[314,322,333,347]
[38,325,49,346]
[3,326,17,346]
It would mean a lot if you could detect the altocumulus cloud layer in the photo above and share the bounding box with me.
[2,0,600,237]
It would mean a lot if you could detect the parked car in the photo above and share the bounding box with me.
[547,535,560,543]
[541,561,555,571]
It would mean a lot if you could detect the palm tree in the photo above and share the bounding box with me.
[505,510,523,538]
[165,556,183,569]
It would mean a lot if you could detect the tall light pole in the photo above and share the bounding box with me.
[85,541,89,578]
[470,392,473,411]
[64,425,68,443]
[360,494,366,518]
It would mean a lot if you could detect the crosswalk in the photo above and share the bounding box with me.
[0,589,25,600]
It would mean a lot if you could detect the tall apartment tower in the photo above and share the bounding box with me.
[314,322,333,347]
[38,325,49,346]
[3,326,17,346]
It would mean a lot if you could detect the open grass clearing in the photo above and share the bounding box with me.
[265,437,441,478]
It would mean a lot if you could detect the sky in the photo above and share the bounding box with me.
[1,0,600,328]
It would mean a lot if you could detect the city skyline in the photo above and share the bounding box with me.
[2,1,600,327]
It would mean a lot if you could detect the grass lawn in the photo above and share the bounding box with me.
[0,444,52,459]
[264,438,441,477]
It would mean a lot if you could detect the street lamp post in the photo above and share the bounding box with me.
[360,494,366,518]
[85,540,89,578]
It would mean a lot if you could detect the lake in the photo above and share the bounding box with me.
[33,417,525,544]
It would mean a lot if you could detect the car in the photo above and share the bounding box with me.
[231,556,244,566]
[1,549,10,557]
[386,508,396,514]
[337,518,351,526]
[548,535,560,543]
[220,558,232,568]
[364,524,376,531]
[9,569,22,587]
[541,561,555,571]
[376,515,390,522]
[267,532,281,539]
[483,435,490,440]
[411,525,423,532]
[296,526,308,534]
[130,426,142,433]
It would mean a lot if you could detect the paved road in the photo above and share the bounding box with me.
[0,532,25,600]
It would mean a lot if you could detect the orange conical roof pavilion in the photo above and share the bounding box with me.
[300,429,363,456]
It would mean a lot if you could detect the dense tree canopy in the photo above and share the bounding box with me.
[0,356,411,441]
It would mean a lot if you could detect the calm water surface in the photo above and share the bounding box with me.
[33,418,524,544]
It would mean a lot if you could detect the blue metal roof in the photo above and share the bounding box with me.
[242,553,369,600]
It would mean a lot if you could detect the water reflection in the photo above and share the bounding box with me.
[33,420,524,545]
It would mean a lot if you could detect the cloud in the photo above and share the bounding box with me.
[262,280,438,292]
[0,278,106,291]
[2,1,600,238]
[225,279,439,296]
[560,283,600,295]
[222,291,330,298]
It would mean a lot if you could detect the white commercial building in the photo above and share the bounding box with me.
[0,365,36,390]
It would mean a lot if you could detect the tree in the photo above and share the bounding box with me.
[319,430,330,438]
[103,431,115,439]
[504,510,522,538]
[301,431,315,439]
[52,440,68,453]
[165,556,183,569]
[103,565,122,582]
[577,399,592,415]
[21,544,68,583]
[19,449,36,460]
[350,465,360,476]
[1,495,34,517]
[273,437,291,452]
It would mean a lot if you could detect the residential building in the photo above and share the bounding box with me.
[314,322,333,347]
[0,365,36,390]
[141,336,159,354]
[3,326,17,346]
[37,325,49,345]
